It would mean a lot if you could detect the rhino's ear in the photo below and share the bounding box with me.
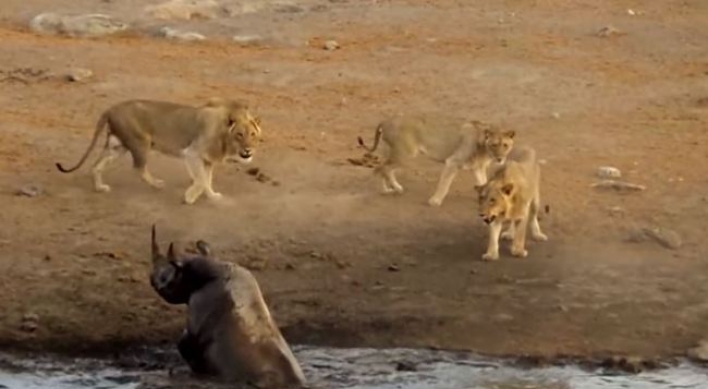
[195,240,211,256]
[166,242,186,269]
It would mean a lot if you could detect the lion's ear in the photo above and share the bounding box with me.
[501,183,514,196]
[504,130,515,139]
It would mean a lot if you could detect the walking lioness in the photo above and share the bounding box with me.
[357,114,515,206]
[476,145,548,261]
[55,98,262,204]
[150,226,306,389]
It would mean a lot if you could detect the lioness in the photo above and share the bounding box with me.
[475,145,548,261]
[357,114,515,206]
[55,98,262,204]
[150,226,306,389]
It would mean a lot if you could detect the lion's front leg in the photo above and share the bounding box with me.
[428,160,460,207]
[203,161,223,200]
[183,154,207,205]
[482,220,503,261]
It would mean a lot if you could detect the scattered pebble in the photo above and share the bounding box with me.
[597,166,622,179]
[274,4,304,13]
[627,9,636,16]
[551,112,560,119]
[323,40,340,51]
[591,180,645,192]
[16,184,42,197]
[246,167,260,176]
[66,68,93,82]
[387,264,400,272]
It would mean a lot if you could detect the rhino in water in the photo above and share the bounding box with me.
[149,225,306,389]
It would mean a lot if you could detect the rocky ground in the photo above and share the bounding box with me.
[1,0,708,363]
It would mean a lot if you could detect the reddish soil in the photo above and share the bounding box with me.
[1,0,708,361]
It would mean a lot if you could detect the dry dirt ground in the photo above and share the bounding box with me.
[1,0,708,362]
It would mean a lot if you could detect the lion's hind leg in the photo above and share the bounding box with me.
[127,137,164,190]
[529,188,548,242]
[91,135,127,193]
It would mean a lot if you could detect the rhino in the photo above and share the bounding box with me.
[149,225,306,389]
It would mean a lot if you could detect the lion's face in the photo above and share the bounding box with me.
[476,182,515,224]
[224,107,262,164]
[484,129,515,163]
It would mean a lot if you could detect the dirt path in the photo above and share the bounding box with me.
[1,0,707,360]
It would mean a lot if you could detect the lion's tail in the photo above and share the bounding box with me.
[357,124,383,153]
[55,112,109,173]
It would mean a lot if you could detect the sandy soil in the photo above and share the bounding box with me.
[1,0,708,361]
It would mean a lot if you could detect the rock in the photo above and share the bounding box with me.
[144,0,221,20]
[597,25,623,37]
[551,112,560,119]
[597,166,621,179]
[66,68,93,82]
[591,180,645,192]
[15,184,42,197]
[642,227,682,250]
[246,167,260,176]
[387,264,400,272]
[29,13,128,38]
[323,40,340,51]
[158,27,205,41]
[688,340,708,362]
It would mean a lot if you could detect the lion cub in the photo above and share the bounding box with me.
[55,98,262,205]
[357,114,515,206]
[476,145,548,261]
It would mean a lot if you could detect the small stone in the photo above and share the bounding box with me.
[597,166,622,179]
[335,259,351,269]
[255,172,271,183]
[627,9,636,16]
[16,184,42,197]
[323,40,340,51]
[642,227,682,250]
[387,264,400,272]
[144,0,220,20]
[607,206,624,216]
[551,112,560,119]
[67,68,93,82]
[246,167,260,176]
[43,255,52,262]
[284,262,296,271]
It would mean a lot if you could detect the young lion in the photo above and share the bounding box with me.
[150,226,306,389]
[55,98,262,205]
[475,145,548,261]
[357,114,515,206]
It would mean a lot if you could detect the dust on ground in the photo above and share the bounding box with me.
[1,0,708,362]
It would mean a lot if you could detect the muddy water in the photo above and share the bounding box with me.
[0,347,705,389]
